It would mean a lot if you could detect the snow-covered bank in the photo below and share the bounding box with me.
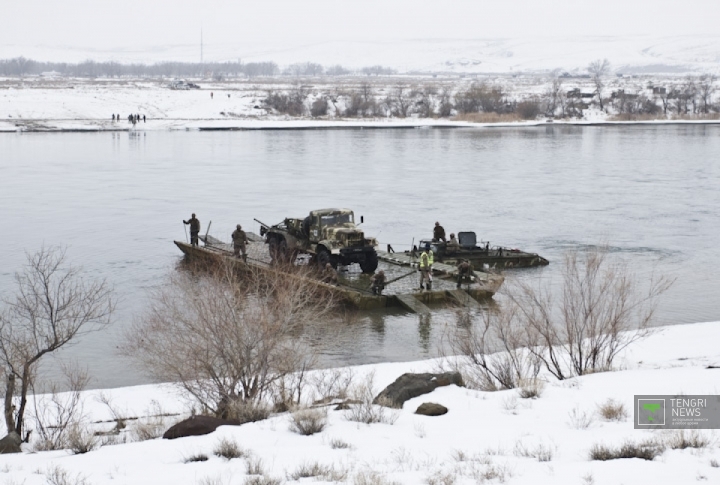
[1,321,719,484]
[2,76,719,132]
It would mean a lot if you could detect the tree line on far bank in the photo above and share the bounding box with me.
[0,57,395,79]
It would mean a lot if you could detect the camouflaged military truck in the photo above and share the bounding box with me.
[257,208,379,273]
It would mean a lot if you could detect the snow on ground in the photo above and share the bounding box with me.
[1,321,719,484]
[1,75,718,133]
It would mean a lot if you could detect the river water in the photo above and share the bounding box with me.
[1,125,719,389]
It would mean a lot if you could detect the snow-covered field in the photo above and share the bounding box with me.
[1,74,718,132]
[1,321,719,485]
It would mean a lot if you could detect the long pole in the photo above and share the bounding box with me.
[184,222,188,243]
[204,220,212,246]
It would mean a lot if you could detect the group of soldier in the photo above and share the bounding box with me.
[183,214,248,262]
[182,215,473,295]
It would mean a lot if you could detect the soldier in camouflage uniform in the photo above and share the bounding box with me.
[321,263,339,285]
[369,270,386,295]
[231,224,248,261]
[433,221,446,243]
[456,259,475,288]
[183,213,201,247]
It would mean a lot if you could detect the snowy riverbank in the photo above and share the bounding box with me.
[2,77,719,133]
[1,321,719,484]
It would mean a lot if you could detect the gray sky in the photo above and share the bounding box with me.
[3,0,718,45]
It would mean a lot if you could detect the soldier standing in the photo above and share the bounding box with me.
[433,222,446,243]
[369,270,387,295]
[419,248,432,290]
[183,213,201,247]
[231,224,248,261]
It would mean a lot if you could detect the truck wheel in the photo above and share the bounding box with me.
[359,252,379,273]
[317,249,331,268]
[278,239,289,262]
[268,238,280,260]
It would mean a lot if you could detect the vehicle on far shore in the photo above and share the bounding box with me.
[408,231,549,269]
[168,79,200,90]
[256,208,379,273]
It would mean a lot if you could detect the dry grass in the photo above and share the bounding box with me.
[184,453,209,463]
[610,112,720,121]
[288,462,348,482]
[289,408,328,435]
[568,406,595,430]
[597,399,628,422]
[452,112,522,123]
[45,465,91,485]
[517,379,545,399]
[213,437,248,460]
[330,437,353,449]
[589,439,664,461]
[665,430,710,450]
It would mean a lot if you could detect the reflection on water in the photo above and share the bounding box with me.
[1,125,719,388]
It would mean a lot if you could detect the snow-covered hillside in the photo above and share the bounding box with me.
[3,1,720,74]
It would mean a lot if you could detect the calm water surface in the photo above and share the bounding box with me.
[1,125,719,388]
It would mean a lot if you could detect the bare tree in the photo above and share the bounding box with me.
[505,247,672,380]
[122,261,338,417]
[588,59,611,111]
[0,247,114,439]
[697,74,716,114]
[543,76,564,117]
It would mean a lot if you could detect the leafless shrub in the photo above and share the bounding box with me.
[426,470,456,485]
[517,378,545,399]
[287,462,346,481]
[588,59,611,110]
[310,367,355,404]
[513,439,554,462]
[665,430,710,450]
[310,97,328,117]
[263,84,309,116]
[710,459,719,467]
[289,407,327,435]
[184,452,209,463]
[0,246,114,439]
[246,457,266,475]
[353,470,401,485]
[505,247,672,380]
[589,439,664,461]
[223,399,272,424]
[471,461,512,483]
[516,99,541,120]
[443,307,540,391]
[344,372,398,425]
[129,400,169,441]
[30,363,92,452]
[597,399,628,422]
[45,465,90,485]
[330,437,352,449]
[568,406,595,430]
[122,261,337,417]
[244,477,281,485]
[213,437,247,460]
[66,423,99,454]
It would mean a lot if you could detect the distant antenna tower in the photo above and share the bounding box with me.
[200,27,204,63]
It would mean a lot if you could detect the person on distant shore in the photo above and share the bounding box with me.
[183,213,201,247]
[211,92,214,99]
[433,222,446,243]
[143,115,146,123]
[127,114,133,123]
[112,114,115,121]
[231,224,248,261]
[116,114,120,122]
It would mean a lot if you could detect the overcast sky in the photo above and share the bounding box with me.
[2,0,718,63]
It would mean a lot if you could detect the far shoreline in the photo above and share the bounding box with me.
[2,118,720,133]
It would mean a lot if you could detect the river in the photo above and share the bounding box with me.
[1,125,718,389]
